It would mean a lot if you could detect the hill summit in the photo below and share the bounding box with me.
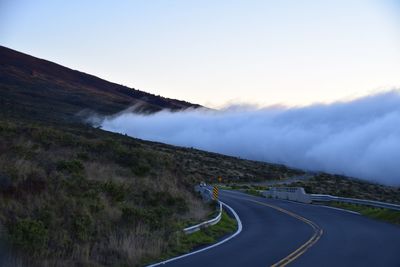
[0,46,201,123]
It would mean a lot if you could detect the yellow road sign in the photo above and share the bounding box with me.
[213,186,219,200]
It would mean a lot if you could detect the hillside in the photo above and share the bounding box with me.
[0,46,201,123]
[0,119,305,266]
[0,47,303,266]
[1,46,399,266]
[0,118,217,266]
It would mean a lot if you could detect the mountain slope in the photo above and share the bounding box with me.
[0,46,306,266]
[0,46,201,123]
[1,46,399,266]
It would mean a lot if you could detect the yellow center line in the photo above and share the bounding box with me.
[226,194,323,267]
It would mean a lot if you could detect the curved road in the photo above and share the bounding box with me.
[155,189,400,267]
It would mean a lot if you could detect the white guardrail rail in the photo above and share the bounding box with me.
[183,202,222,234]
[310,194,400,211]
[183,185,222,234]
[263,187,400,211]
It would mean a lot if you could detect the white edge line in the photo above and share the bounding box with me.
[146,201,243,266]
[318,205,361,215]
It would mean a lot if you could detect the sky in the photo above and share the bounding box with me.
[1,0,400,108]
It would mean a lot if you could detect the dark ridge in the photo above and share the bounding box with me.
[0,45,201,123]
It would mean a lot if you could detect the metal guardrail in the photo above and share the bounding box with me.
[147,200,242,267]
[183,185,222,234]
[183,202,222,234]
[264,187,400,211]
[310,194,400,211]
[195,185,213,203]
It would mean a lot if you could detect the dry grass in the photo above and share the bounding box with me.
[99,224,166,266]
[84,161,129,183]
[0,120,212,266]
[0,116,307,266]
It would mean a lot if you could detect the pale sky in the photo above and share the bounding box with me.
[1,0,400,108]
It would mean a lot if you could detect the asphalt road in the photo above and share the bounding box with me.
[153,190,400,267]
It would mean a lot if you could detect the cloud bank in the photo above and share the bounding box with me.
[100,91,400,185]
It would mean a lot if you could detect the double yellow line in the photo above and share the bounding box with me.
[244,199,323,266]
[222,192,323,266]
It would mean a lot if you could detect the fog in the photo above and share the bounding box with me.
[99,91,400,185]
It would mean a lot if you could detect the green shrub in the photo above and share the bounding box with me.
[154,193,188,213]
[77,152,89,160]
[133,164,150,176]
[121,206,140,223]
[102,181,127,202]
[245,189,262,197]
[71,213,93,242]
[114,148,138,166]
[57,160,84,174]
[121,206,167,229]
[10,218,48,255]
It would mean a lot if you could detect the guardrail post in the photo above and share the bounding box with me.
[185,185,223,234]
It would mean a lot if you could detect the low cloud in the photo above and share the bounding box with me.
[99,91,400,185]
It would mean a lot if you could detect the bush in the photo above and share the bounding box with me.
[121,206,167,229]
[133,164,150,176]
[77,152,89,160]
[144,192,188,214]
[71,213,93,242]
[102,181,127,202]
[57,160,84,174]
[121,206,140,223]
[10,218,48,255]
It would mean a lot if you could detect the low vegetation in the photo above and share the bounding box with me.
[0,117,295,266]
[169,211,236,259]
[219,184,267,197]
[286,174,400,204]
[0,119,211,266]
[3,45,399,266]
[142,209,237,266]
[327,202,400,225]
